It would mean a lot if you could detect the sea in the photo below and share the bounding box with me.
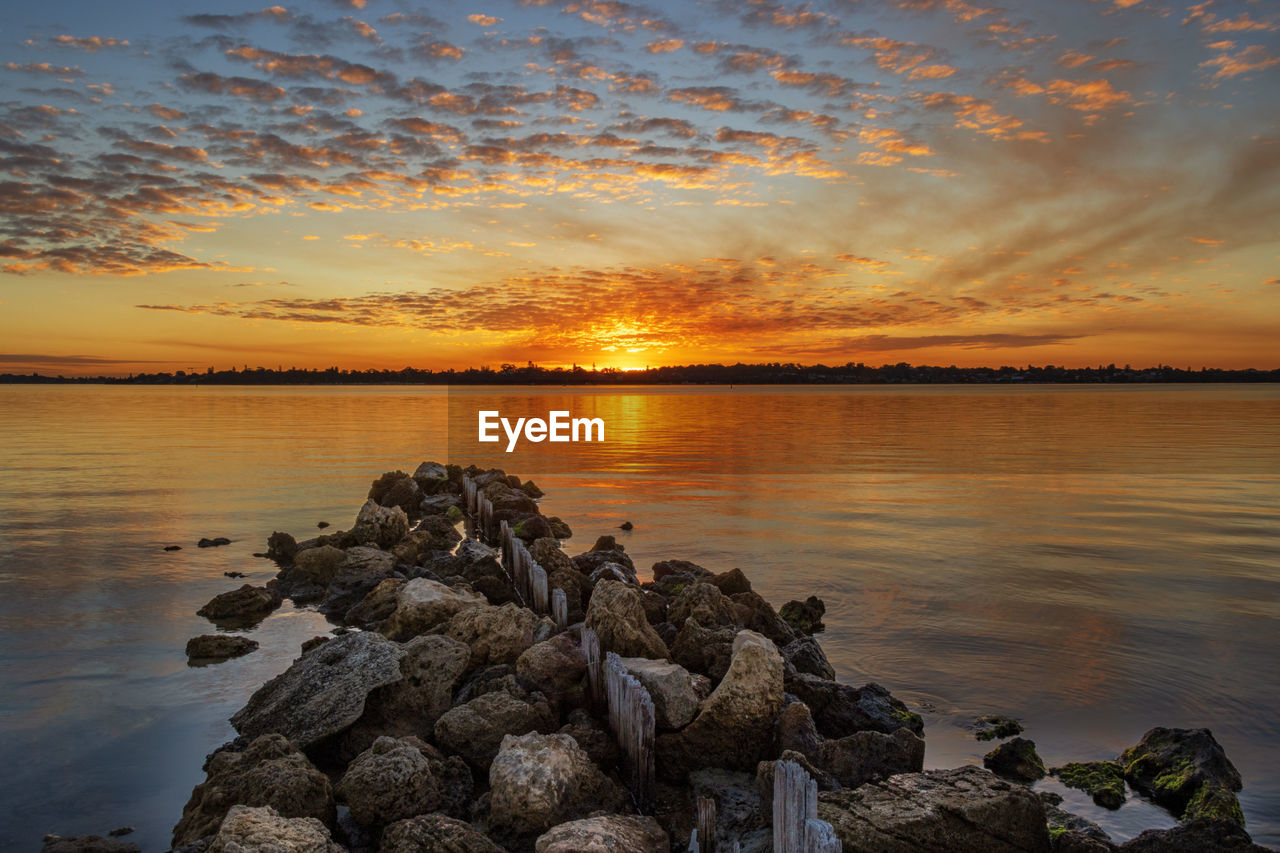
[0,384,1276,850]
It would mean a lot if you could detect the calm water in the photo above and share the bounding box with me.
[0,384,1277,850]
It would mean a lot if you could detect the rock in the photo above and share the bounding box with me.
[779,596,826,634]
[707,567,752,596]
[786,673,924,738]
[420,493,461,515]
[346,635,472,748]
[548,568,587,621]
[381,814,505,853]
[265,531,297,563]
[300,636,328,654]
[106,828,133,838]
[584,580,668,659]
[1117,727,1244,823]
[41,837,140,853]
[572,536,634,576]
[381,578,486,640]
[343,577,404,627]
[164,545,182,551]
[781,635,835,680]
[639,589,668,624]
[689,768,771,851]
[818,765,1051,853]
[656,631,783,781]
[454,664,520,705]
[587,561,638,587]
[488,732,629,840]
[446,602,552,669]
[196,584,282,625]
[172,734,335,847]
[380,475,423,516]
[619,521,633,530]
[757,750,838,814]
[316,521,329,529]
[350,499,410,549]
[815,727,926,788]
[651,559,712,583]
[517,633,587,703]
[776,701,823,757]
[336,736,470,827]
[290,545,346,585]
[434,689,556,771]
[1054,762,1126,810]
[1118,817,1268,852]
[224,571,246,578]
[985,737,1047,782]
[1042,795,1114,851]
[521,479,545,498]
[319,546,397,615]
[730,590,798,645]
[558,708,621,770]
[535,815,667,852]
[230,632,406,750]
[619,657,701,730]
[669,617,737,683]
[546,516,572,539]
[412,461,450,493]
[667,583,736,629]
[975,714,1024,741]
[186,634,259,662]
[510,514,553,541]
[198,537,231,548]
[206,805,342,853]
[392,519,461,563]
[529,538,573,574]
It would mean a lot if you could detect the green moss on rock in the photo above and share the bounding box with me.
[974,715,1024,741]
[1054,761,1126,810]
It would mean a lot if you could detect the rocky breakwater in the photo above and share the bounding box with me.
[40,461,1252,853]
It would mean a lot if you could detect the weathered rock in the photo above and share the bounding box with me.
[1118,817,1268,852]
[454,664,520,705]
[346,635,472,747]
[651,559,712,582]
[1041,794,1114,851]
[535,815,668,853]
[558,708,621,770]
[546,516,572,539]
[343,577,404,628]
[207,805,342,853]
[380,475,423,516]
[488,733,629,840]
[620,657,701,730]
[381,814,505,853]
[392,519,461,564]
[757,750,838,814]
[510,513,553,542]
[266,531,298,564]
[434,690,556,770]
[41,836,140,853]
[731,590,799,645]
[656,631,783,781]
[412,461,450,494]
[419,493,461,515]
[975,714,1024,741]
[587,561,638,587]
[548,568,587,621]
[779,595,826,634]
[517,633,587,703]
[786,673,924,738]
[529,538,573,574]
[196,584,282,625]
[781,635,835,680]
[572,536,634,576]
[336,736,471,828]
[815,728,926,788]
[381,578,486,641]
[186,634,259,663]
[446,602,552,669]
[1118,727,1244,823]
[669,617,737,683]
[290,545,346,585]
[985,737,1047,782]
[777,700,823,757]
[818,765,1051,853]
[707,567,752,596]
[1054,762,1126,810]
[198,537,232,548]
[638,589,668,625]
[230,632,405,750]
[667,583,737,630]
[688,768,771,851]
[319,546,397,615]
[584,580,668,659]
[350,499,409,549]
[172,734,335,847]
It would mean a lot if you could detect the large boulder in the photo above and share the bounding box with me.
[786,673,924,738]
[984,737,1047,782]
[1117,727,1244,823]
[172,734,335,848]
[343,577,404,628]
[584,580,668,660]
[667,583,737,629]
[670,618,737,683]
[230,631,406,750]
[651,559,712,582]
[344,635,472,749]
[779,596,826,634]
[517,633,587,703]
[446,602,552,669]
[319,546,397,616]
[196,584,282,625]
[730,590,799,645]
[814,728,926,789]
[488,733,629,840]
[382,814,504,853]
[381,578,486,640]
[529,538,573,574]
[548,568,588,621]
[206,805,342,853]
[392,519,461,564]
[535,815,668,852]
[412,461,450,494]
[782,635,835,680]
[620,657,701,730]
[572,536,635,576]
[818,766,1051,852]
[336,736,471,828]
[290,545,347,586]
[371,472,423,516]
[1118,817,1269,852]
[350,499,409,549]
[656,631,783,781]
[434,689,556,770]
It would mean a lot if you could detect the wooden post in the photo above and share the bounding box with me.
[551,588,568,630]
[696,796,717,853]
[773,760,840,853]
[604,652,655,813]
[582,626,603,704]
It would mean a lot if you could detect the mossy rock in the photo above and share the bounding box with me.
[1118,727,1243,825]
[1186,783,1246,824]
[974,714,1023,741]
[983,737,1046,782]
[445,505,464,524]
[1054,761,1126,810]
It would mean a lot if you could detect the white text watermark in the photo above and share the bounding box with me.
[477,410,605,452]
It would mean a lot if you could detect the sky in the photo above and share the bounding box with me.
[1,0,1278,374]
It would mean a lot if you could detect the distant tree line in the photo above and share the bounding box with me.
[3,361,1278,385]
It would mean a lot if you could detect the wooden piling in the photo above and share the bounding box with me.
[604,651,656,813]
[773,759,840,853]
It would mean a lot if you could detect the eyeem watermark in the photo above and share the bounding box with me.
[478,410,605,452]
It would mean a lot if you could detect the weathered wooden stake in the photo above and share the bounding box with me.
[604,651,656,813]
[774,760,840,853]
[551,588,568,630]
[582,625,603,704]
[696,796,717,853]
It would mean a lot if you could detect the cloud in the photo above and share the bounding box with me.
[178,71,287,102]
[1199,44,1280,80]
[48,35,130,52]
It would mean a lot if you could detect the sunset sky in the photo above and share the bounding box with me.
[1,0,1278,374]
